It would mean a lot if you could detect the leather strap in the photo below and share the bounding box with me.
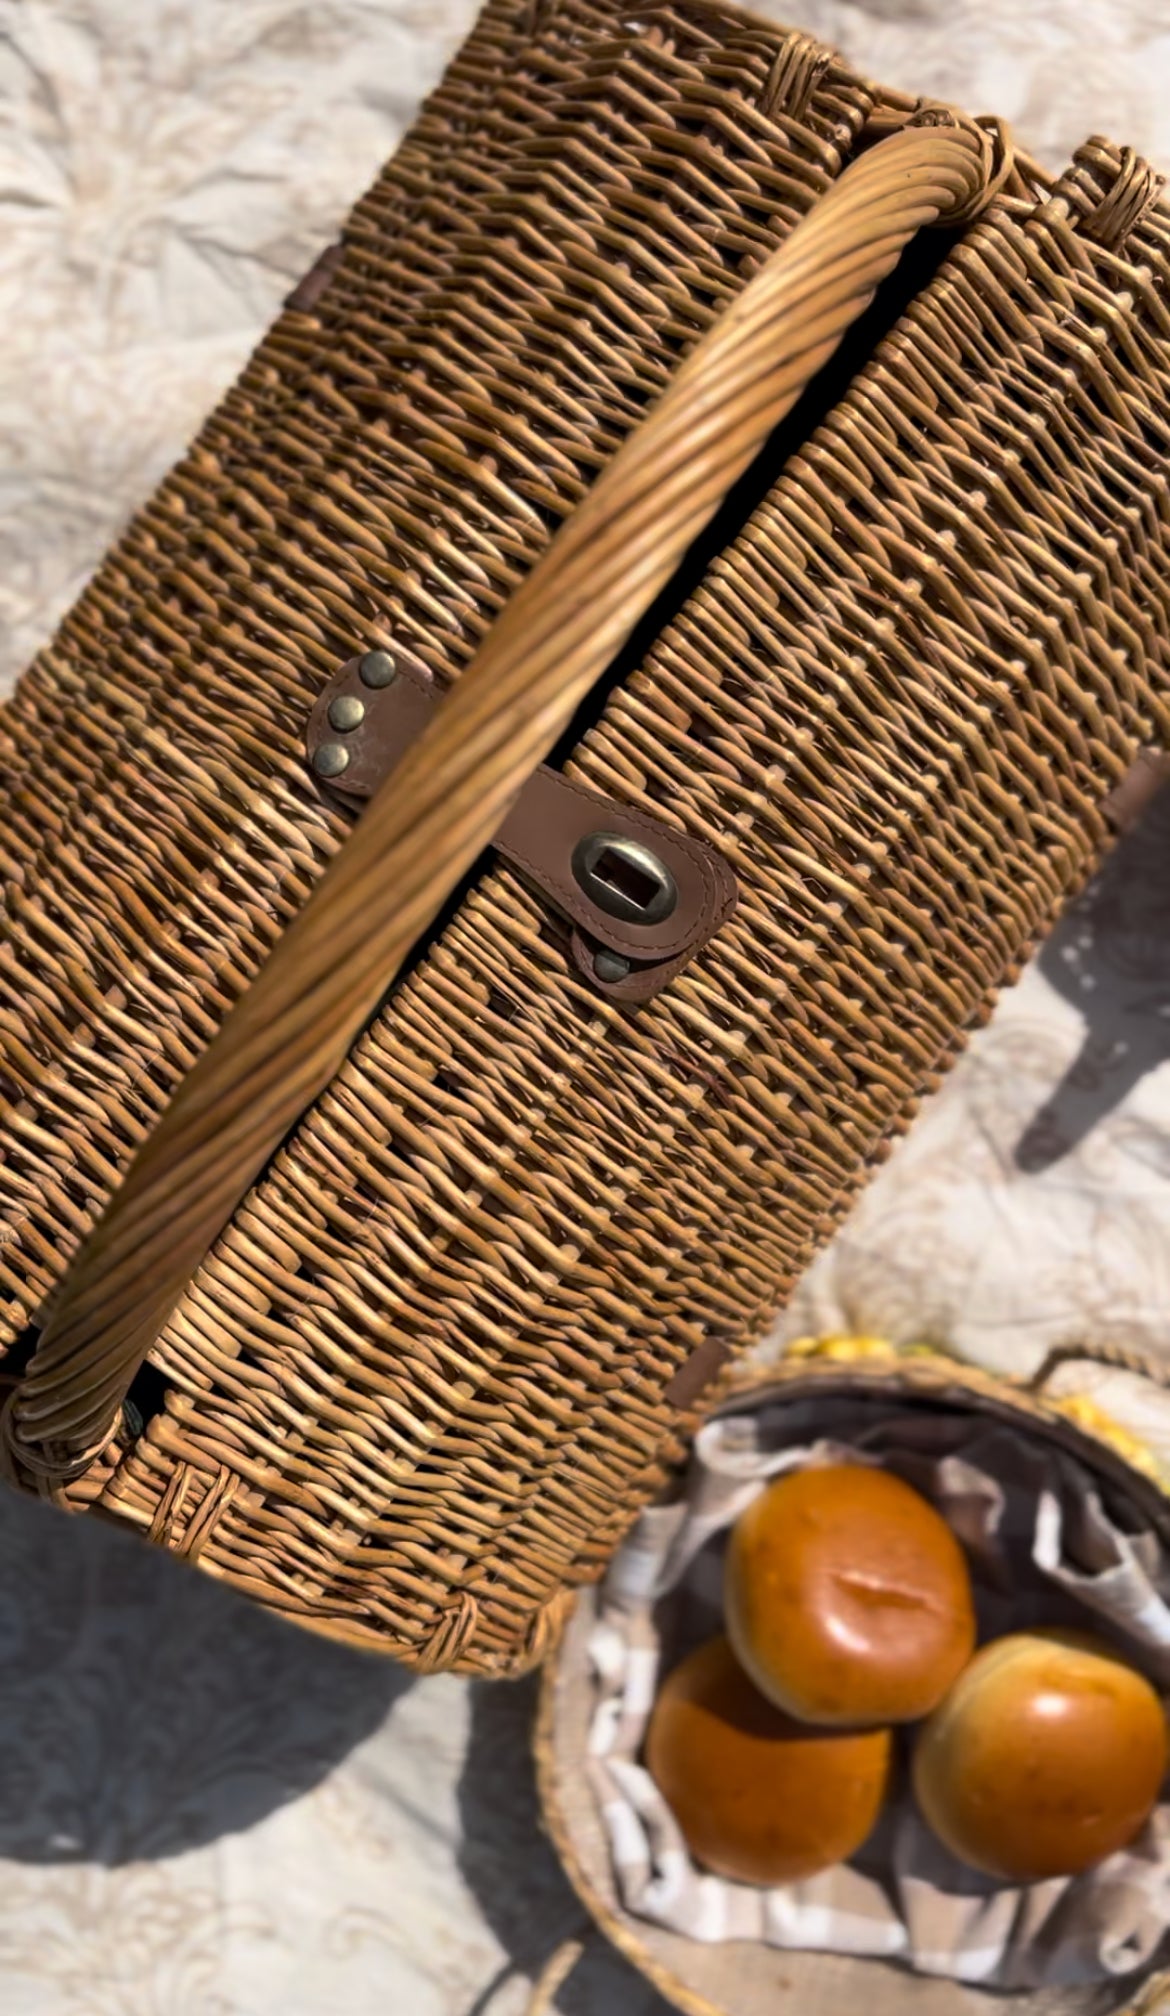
[1101,748,1170,834]
[285,242,345,314]
[306,651,738,1001]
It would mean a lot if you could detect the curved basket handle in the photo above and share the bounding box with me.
[1128,1966,1170,2015]
[1029,1340,1170,1396]
[522,1934,593,2015]
[4,116,1005,1487]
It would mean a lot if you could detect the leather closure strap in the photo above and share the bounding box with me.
[1101,748,1170,833]
[284,241,345,314]
[305,650,738,1002]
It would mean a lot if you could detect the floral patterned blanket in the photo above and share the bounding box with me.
[1,4,1168,2011]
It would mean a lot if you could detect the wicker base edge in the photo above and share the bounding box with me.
[535,1652,726,2016]
[161,1559,581,1679]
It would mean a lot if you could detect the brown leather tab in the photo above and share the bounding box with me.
[285,241,345,314]
[496,769,736,977]
[663,1334,734,1411]
[1101,747,1170,833]
[306,651,737,999]
[305,649,437,802]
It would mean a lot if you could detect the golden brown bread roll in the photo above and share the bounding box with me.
[725,1463,976,1725]
[913,1629,1168,1881]
[645,1634,891,1885]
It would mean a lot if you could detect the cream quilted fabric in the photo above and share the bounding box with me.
[1,6,1169,2013]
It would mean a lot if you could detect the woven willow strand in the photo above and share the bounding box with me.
[4,119,998,1481]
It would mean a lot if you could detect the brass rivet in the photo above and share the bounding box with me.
[312,740,350,778]
[328,694,366,733]
[594,950,631,983]
[359,649,397,689]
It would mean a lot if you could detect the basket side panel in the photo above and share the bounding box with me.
[97,150,1170,1669]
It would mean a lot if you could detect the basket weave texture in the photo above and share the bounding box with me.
[2,0,1170,1672]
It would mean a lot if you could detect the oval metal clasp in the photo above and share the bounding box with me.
[570,832,678,927]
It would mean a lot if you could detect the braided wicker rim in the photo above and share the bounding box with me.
[535,1350,1170,2016]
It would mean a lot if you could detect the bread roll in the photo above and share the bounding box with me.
[725,1463,975,1725]
[913,1629,1168,1881]
[645,1635,891,1885]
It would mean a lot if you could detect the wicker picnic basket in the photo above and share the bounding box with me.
[534,1347,1170,2016]
[2,0,1170,1674]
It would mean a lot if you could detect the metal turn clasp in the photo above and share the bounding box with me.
[570,833,678,926]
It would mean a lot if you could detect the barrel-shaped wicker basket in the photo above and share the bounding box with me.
[2,0,1170,1676]
[535,1349,1170,2016]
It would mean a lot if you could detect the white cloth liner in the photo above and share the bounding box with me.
[587,1395,1170,1990]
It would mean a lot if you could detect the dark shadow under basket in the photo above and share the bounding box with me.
[534,1351,1170,2016]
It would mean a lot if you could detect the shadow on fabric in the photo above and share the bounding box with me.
[1014,782,1170,1173]
[0,1482,410,1864]
[456,1675,674,2016]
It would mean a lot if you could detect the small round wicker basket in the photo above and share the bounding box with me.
[534,1347,1170,2016]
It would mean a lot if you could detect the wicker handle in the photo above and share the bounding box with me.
[1029,1340,1170,1395]
[1128,1967,1170,2015]
[4,117,1005,1486]
[522,1934,592,2014]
